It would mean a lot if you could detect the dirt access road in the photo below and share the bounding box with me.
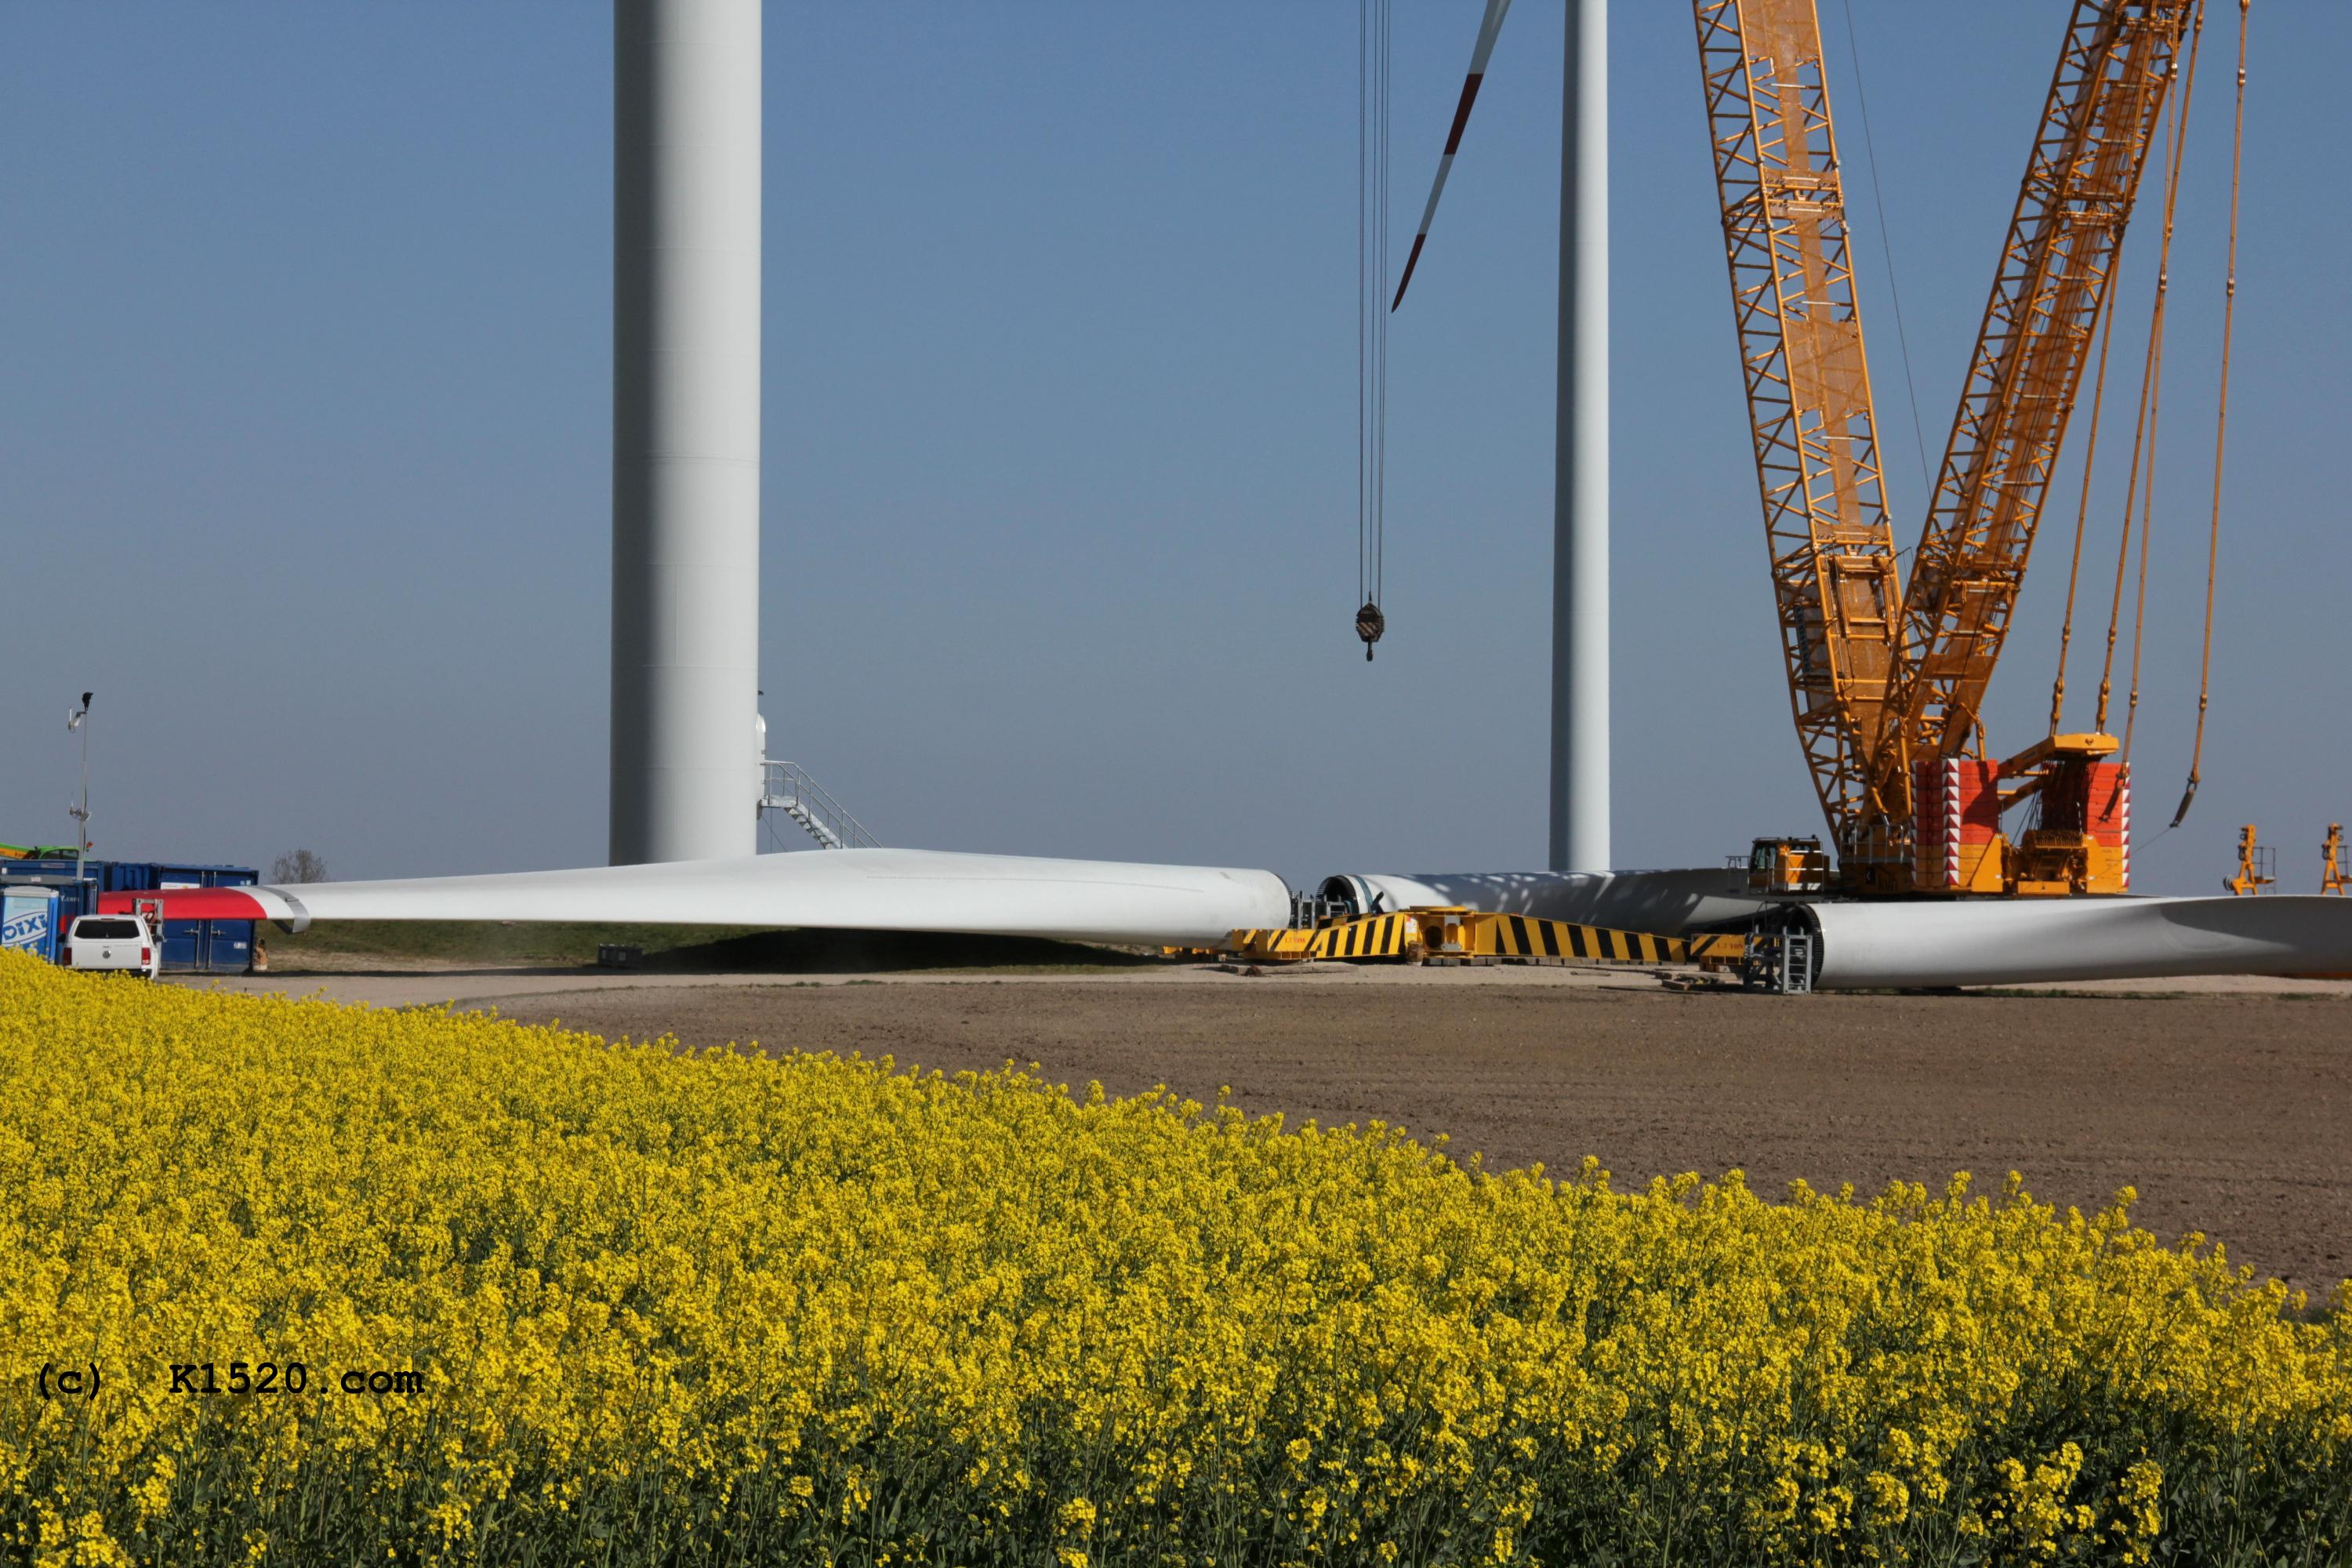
[294,964,2341,1302]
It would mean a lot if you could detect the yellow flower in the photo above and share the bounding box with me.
[0,949,2340,1565]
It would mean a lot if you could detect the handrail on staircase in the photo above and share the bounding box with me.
[760,760,879,850]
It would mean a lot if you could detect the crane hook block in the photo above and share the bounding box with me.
[1356,601,1385,662]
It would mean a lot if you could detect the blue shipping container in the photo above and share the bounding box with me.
[0,861,94,927]
[0,858,257,973]
[103,862,260,975]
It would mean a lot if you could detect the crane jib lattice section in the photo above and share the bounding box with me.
[1694,0,1906,854]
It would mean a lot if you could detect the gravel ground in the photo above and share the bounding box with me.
[397,967,2352,1302]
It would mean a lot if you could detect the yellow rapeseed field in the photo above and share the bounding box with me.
[0,949,2346,1566]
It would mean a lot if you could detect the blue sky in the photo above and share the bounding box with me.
[3,2,2344,894]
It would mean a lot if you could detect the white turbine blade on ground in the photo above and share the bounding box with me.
[1319,866,2352,987]
[1809,896,2352,989]
[1391,0,1515,311]
[100,848,1292,949]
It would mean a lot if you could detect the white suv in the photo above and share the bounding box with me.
[64,914,160,979]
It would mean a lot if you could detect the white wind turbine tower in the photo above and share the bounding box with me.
[609,0,763,866]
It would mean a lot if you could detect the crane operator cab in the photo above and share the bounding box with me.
[1745,837,1828,896]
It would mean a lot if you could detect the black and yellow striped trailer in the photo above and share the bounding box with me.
[1224,907,1745,969]
[1311,911,1427,960]
[1225,913,1423,963]
[1465,910,1681,964]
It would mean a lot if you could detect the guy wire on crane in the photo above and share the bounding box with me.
[2172,0,2250,827]
[2112,5,2204,769]
[2045,0,2248,831]
[1690,0,2246,898]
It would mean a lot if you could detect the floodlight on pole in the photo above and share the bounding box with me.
[66,691,92,890]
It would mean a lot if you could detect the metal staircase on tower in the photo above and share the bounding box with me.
[760,761,878,851]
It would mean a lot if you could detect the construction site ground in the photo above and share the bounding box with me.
[174,960,2352,1303]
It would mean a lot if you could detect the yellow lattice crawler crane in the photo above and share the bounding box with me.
[2325,825,2348,896]
[1693,0,2195,896]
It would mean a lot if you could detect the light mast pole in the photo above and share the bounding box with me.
[67,691,92,890]
[1549,0,1610,874]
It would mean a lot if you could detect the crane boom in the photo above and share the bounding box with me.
[1692,0,1906,848]
[1867,0,2194,851]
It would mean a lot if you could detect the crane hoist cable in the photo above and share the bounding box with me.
[2170,0,2249,828]
[2119,0,2205,761]
[1370,0,1517,662]
[1355,0,1395,661]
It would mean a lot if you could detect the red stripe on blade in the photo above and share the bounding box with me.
[96,888,270,920]
[1442,74,1485,154]
[1389,232,1430,311]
